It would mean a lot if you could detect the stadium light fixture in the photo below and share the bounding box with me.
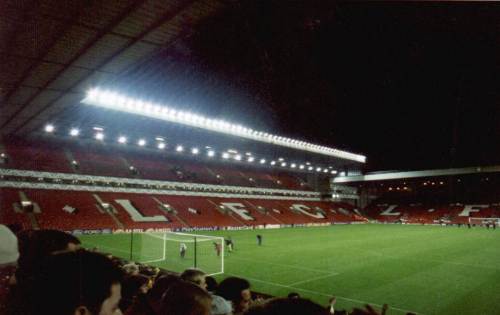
[191,147,199,155]
[222,152,230,159]
[69,128,79,137]
[95,132,104,141]
[270,160,276,165]
[82,88,366,163]
[44,124,55,133]
[323,169,329,173]
[176,145,184,152]
[157,142,166,149]
[92,126,104,131]
[316,167,322,172]
[278,157,284,162]
[234,154,242,161]
[259,159,266,164]
[118,136,127,144]
[155,136,165,141]
[291,163,296,168]
[331,170,337,174]
[138,139,146,146]
[281,162,287,167]
[207,150,215,157]
[247,156,255,162]
[308,166,314,171]
[299,165,305,170]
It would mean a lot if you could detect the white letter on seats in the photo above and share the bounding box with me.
[220,203,254,220]
[458,205,488,217]
[380,205,400,216]
[115,199,168,222]
[291,204,325,219]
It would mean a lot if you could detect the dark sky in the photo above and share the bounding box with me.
[186,1,500,172]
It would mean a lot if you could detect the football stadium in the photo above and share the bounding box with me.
[0,2,499,315]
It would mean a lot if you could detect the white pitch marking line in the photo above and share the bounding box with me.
[287,273,339,286]
[141,258,166,264]
[229,256,336,275]
[229,273,423,315]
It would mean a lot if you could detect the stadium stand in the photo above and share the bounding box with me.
[0,188,363,231]
[1,139,310,191]
[2,140,73,173]
[361,175,500,225]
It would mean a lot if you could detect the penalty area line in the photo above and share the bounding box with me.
[229,256,337,275]
[287,273,339,286]
[228,273,423,315]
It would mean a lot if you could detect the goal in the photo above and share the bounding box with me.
[129,231,224,276]
[468,217,500,226]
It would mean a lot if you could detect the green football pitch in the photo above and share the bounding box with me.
[79,224,500,315]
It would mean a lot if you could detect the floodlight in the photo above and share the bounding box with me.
[308,166,314,171]
[299,165,304,169]
[291,163,296,168]
[281,162,287,167]
[331,170,337,174]
[270,161,276,165]
[155,137,165,141]
[95,132,104,141]
[83,88,367,163]
[222,152,230,159]
[316,167,322,172]
[247,157,255,162]
[323,169,329,173]
[234,154,242,161]
[191,148,199,155]
[207,150,215,157]
[176,145,184,152]
[69,128,79,136]
[259,159,266,164]
[93,126,104,131]
[44,124,55,133]
[157,142,166,149]
[278,157,284,161]
[118,136,127,144]
[138,139,146,146]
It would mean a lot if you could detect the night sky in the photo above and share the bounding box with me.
[185,1,500,172]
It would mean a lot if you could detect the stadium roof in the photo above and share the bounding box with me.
[0,0,366,172]
[0,0,226,136]
[333,165,500,183]
[1,1,498,172]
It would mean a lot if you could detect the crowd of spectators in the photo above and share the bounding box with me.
[0,225,413,315]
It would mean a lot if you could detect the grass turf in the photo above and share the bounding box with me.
[79,224,500,315]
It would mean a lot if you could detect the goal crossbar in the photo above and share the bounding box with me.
[138,231,224,276]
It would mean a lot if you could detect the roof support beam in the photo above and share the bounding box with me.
[10,0,198,136]
[1,1,91,105]
[0,0,147,130]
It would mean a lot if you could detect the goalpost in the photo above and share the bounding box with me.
[129,231,224,276]
[469,217,500,226]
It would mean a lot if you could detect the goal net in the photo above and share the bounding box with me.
[129,231,224,276]
[468,217,500,226]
